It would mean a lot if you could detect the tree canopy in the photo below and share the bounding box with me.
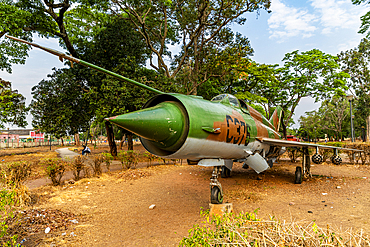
[110,0,270,94]
[0,78,28,128]
[30,68,93,139]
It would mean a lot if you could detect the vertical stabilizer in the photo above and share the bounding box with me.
[269,106,283,132]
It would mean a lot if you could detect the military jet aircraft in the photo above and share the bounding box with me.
[7,35,362,204]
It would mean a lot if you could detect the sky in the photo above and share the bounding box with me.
[0,0,369,129]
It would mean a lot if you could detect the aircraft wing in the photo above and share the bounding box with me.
[256,137,363,152]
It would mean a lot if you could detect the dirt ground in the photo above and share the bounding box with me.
[3,144,370,246]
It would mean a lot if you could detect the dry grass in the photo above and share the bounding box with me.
[182,211,370,246]
[221,219,369,246]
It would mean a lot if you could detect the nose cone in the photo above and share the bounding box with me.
[106,101,187,150]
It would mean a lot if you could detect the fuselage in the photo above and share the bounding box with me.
[108,93,283,161]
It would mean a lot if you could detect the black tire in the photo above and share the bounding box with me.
[226,167,231,177]
[311,153,323,164]
[211,186,223,204]
[294,166,302,184]
[331,155,342,165]
[268,159,274,168]
[221,166,231,178]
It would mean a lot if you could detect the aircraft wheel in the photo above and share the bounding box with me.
[312,153,323,164]
[268,159,274,168]
[294,166,302,184]
[331,155,342,165]
[221,166,231,178]
[211,186,223,204]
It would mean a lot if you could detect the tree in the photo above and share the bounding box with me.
[230,60,279,118]
[338,38,370,140]
[274,49,348,127]
[318,97,349,141]
[30,68,94,141]
[298,111,319,141]
[352,0,370,37]
[110,0,270,94]
[70,16,166,155]
[0,78,28,128]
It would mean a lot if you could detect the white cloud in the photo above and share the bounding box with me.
[337,37,363,52]
[268,0,318,40]
[310,0,369,34]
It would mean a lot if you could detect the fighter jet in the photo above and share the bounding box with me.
[7,35,362,204]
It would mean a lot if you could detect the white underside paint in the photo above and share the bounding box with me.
[158,137,270,160]
[198,159,233,170]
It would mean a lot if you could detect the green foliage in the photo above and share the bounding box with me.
[298,96,350,141]
[352,1,370,37]
[231,50,347,128]
[0,0,81,72]
[277,49,348,126]
[0,188,18,246]
[144,151,156,167]
[323,142,345,148]
[111,0,270,95]
[41,158,66,186]
[180,209,260,246]
[101,152,114,172]
[0,1,32,73]
[117,150,138,169]
[31,68,93,138]
[0,79,28,129]
[338,39,370,135]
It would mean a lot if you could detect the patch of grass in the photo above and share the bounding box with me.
[180,209,370,246]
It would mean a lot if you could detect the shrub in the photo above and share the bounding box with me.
[71,155,86,180]
[117,150,138,169]
[101,152,114,172]
[0,162,33,206]
[143,151,156,167]
[41,158,66,186]
[90,154,104,176]
[0,162,31,188]
[0,188,18,246]
[345,143,370,165]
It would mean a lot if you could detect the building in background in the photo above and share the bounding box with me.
[0,129,45,142]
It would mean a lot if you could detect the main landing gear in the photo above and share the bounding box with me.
[294,147,311,184]
[210,167,224,204]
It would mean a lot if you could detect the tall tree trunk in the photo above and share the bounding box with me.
[105,121,117,157]
[366,115,370,142]
[119,134,126,149]
[61,138,64,146]
[75,134,80,146]
[127,132,133,151]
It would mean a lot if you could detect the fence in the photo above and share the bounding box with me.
[0,139,62,148]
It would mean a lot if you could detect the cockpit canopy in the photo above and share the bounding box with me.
[211,94,240,107]
[211,93,250,114]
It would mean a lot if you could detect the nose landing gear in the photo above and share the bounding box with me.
[210,167,223,204]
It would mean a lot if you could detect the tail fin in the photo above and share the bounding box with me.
[269,106,283,132]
